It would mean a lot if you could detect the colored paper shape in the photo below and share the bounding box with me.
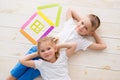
[38,26,54,40]
[20,12,54,45]
[21,12,38,29]
[20,29,37,44]
[30,19,44,34]
[20,4,62,44]
[37,10,54,26]
[37,4,62,27]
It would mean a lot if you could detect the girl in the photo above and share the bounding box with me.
[19,37,77,80]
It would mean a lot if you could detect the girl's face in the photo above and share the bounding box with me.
[38,41,57,63]
[76,16,93,36]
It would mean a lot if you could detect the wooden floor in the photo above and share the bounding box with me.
[0,0,120,80]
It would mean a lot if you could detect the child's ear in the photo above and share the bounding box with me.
[54,46,58,52]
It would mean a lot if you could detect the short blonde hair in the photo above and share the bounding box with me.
[88,14,101,31]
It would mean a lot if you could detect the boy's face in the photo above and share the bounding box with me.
[76,16,93,36]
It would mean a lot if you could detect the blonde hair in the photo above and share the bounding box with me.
[88,14,101,31]
[37,37,59,59]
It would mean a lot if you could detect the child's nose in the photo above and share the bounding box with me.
[81,25,84,29]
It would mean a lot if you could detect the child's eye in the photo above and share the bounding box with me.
[81,22,84,25]
[47,48,51,50]
[85,27,88,30]
[40,50,45,52]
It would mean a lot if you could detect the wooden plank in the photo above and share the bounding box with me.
[0,27,120,54]
[99,22,120,39]
[104,38,120,54]
[0,7,120,25]
[0,1,120,27]
[69,51,120,71]
[0,39,119,70]
[0,56,18,80]
[0,55,120,80]
[67,6,120,24]
[0,26,61,43]
[0,20,120,39]
[0,13,32,28]
[0,40,33,56]
[69,65,120,80]
[70,0,120,9]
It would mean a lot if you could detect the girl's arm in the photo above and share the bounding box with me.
[19,52,39,68]
[57,43,77,57]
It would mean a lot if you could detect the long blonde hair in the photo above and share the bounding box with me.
[37,37,59,59]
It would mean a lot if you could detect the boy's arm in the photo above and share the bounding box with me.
[66,8,81,22]
[57,43,77,57]
[19,52,39,68]
[88,32,107,50]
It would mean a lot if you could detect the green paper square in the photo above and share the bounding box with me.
[30,20,44,34]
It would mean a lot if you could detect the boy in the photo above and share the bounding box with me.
[6,8,106,80]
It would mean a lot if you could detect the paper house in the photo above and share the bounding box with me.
[20,4,62,45]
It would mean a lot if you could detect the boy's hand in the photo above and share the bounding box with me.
[66,8,81,22]
[88,31,107,50]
